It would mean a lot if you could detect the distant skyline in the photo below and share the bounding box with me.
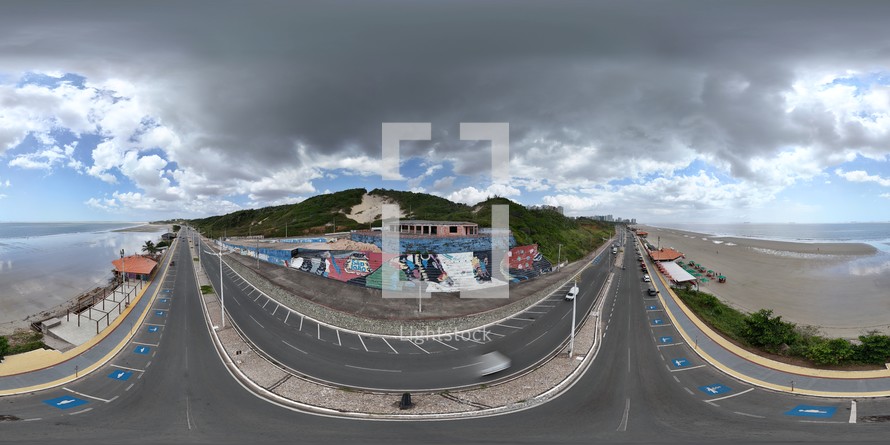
[2,1,890,224]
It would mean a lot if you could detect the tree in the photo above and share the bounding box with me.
[142,240,157,256]
[855,332,890,364]
[806,337,856,366]
[742,309,798,352]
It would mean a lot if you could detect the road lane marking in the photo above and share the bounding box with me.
[434,339,458,350]
[656,343,685,348]
[249,314,265,329]
[672,375,680,383]
[125,383,135,391]
[452,361,482,369]
[344,364,401,373]
[616,398,630,431]
[272,304,279,316]
[63,387,116,403]
[684,387,694,395]
[132,341,159,347]
[669,364,706,372]
[496,323,523,329]
[382,338,399,354]
[299,315,304,331]
[525,331,548,347]
[317,323,321,340]
[705,387,754,403]
[358,335,368,352]
[407,340,429,354]
[850,400,857,423]
[336,329,341,346]
[284,311,290,325]
[282,340,307,354]
[69,408,93,415]
[110,364,145,373]
[254,294,262,302]
[262,299,270,309]
[733,411,765,419]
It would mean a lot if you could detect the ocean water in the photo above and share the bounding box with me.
[650,222,890,280]
[0,222,166,328]
[652,222,890,246]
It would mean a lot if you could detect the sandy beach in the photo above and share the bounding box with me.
[639,225,890,339]
[112,223,170,233]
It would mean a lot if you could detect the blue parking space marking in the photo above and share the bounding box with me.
[659,336,674,344]
[671,358,689,368]
[155,310,166,317]
[785,405,837,418]
[699,384,731,395]
[147,326,159,333]
[162,289,171,293]
[109,370,133,381]
[134,345,151,355]
[647,305,658,310]
[651,318,664,325]
[43,396,88,410]
[159,298,169,303]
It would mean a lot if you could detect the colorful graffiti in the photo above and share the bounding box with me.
[272,244,552,292]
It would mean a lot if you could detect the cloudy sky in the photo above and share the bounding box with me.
[1,0,890,224]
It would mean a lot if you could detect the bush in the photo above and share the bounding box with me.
[742,309,799,353]
[806,337,856,366]
[855,332,890,364]
[0,336,8,362]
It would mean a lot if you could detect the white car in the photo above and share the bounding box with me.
[643,274,651,282]
[477,351,512,376]
[565,285,580,300]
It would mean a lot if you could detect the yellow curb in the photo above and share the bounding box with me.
[649,256,890,398]
[0,242,177,396]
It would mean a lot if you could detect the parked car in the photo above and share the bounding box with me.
[643,274,650,282]
[647,288,658,296]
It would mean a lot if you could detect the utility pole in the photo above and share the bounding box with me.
[569,280,577,357]
[557,243,562,271]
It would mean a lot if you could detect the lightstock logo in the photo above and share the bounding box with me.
[380,122,510,300]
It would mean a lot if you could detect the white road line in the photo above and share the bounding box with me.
[145,361,152,368]
[317,323,321,340]
[381,338,399,354]
[69,408,93,415]
[616,398,630,431]
[248,289,256,297]
[262,299,270,309]
[63,387,116,403]
[358,335,368,352]
[537,304,556,308]
[336,329,342,346]
[344,364,401,373]
[672,375,680,383]
[132,341,159,347]
[110,364,145,373]
[254,294,262,302]
[670,364,706,372]
[526,332,548,347]
[145,323,165,327]
[272,304,279,316]
[510,317,536,322]
[496,323,523,330]
[452,361,482,369]
[684,387,694,395]
[249,314,265,329]
[299,315,304,331]
[650,323,674,327]
[125,383,135,391]
[733,411,765,419]
[487,331,505,337]
[705,387,754,403]
[407,340,430,354]
[656,342,685,348]
[850,400,857,423]
[284,311,290,325]
[282,340,307,354]
[524,310,547,314]
[23,418,42,421]
[434,338,459,350]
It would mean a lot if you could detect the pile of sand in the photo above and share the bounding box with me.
[299,238,382,252]
[345,193,406,225]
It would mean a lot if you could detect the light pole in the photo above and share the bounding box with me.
[557,243,562,271]
[569,280,577,357]
[120,249,125,294]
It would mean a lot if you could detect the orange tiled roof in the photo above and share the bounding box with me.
[649,248,684,261]
[111,255,158,275]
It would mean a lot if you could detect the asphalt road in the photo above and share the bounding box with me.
[2,230,890,444]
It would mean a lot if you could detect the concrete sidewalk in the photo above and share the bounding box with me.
[0,244,175,395]
[641,238,890,398]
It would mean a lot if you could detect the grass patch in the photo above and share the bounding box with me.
[200,285,214,294]
[674,288,748,344]
[1,330,47,360]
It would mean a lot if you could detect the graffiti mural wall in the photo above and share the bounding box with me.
[250,243,554,292]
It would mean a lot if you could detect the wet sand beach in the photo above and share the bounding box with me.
[639,226,890,339]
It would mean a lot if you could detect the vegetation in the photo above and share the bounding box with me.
[0,330,47,361]
[172,224,181,232]
[200,285,214,295]
[675,288,890,367]
[186,188,617,262]
[142,240,159,255]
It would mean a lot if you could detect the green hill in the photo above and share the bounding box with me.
[186,188,616,262]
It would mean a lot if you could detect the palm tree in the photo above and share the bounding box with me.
[142,240,157,256]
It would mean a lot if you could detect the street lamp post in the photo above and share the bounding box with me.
[120,249,125,295]
[569,280,577,358]
[557,243,562,271]
[204,238,230,328]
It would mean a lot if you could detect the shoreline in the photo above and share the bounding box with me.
[638,225,890,339]
[112,223,169,233]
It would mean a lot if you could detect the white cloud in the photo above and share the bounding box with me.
[447,183,521,205]
[835,169,890,187]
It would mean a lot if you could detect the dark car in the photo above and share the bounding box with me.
[647,288,658,296]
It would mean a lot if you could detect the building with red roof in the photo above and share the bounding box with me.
[112,255,158,281]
